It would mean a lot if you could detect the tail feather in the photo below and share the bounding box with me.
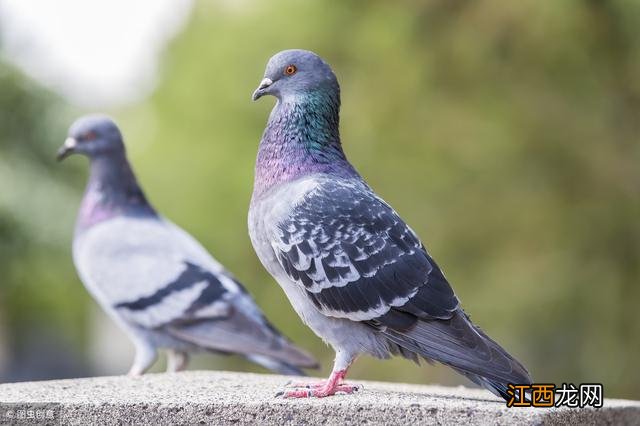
[452,368,513,400]
[382,310,532,400]
[246,354,308,376]
[166,309,318,372]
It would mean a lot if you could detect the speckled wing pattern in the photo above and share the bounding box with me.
[270,180,460,324]
[269,179,532,390]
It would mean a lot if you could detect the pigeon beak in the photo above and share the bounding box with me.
[56,137,77,161]
[252,78,273,101]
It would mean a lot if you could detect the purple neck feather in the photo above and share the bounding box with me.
[76,153,156,232]
[253,92,357,198]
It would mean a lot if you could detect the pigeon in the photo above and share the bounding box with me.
[249,50,532,398]
[58,114,318,376]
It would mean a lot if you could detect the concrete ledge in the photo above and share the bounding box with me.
[0,371,638,425]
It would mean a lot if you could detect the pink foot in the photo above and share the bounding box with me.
[277,370,361,398]
[281,385,360,398]
[284,379,328,388]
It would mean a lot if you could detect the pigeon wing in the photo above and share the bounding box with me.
[268,180,459,323]
[268,179,531,388]
[73,216,238,329]
[74,216,318,370]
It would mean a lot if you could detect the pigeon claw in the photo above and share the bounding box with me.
[284,379,328,389]
[278,370,361,398]
[282,388,314,398]
[280,383,360,398]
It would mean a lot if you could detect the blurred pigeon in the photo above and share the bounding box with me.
[58,115,318,376]
[249,50,532,398]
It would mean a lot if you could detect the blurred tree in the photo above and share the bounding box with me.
[0,60,90,380]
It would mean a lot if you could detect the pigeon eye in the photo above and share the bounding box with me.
[284,65,297,76]
[83,131,97,141]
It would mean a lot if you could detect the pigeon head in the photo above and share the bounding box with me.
[251,50,357,197]
[252,49,339,102]
[57,114,125,161]
[59,115,155,229]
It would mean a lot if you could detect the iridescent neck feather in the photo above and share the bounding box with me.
[253,90,357,198]
[76,153,156,232]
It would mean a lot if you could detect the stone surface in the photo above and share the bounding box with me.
[0,371,638,425]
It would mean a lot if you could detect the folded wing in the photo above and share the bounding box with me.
[269,179,531,390]
[74,216,317,371]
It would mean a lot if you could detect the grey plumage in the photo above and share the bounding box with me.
[60,114,317,376]
[249,50,531,398]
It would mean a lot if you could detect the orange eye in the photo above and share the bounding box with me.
[83,131,97,141]
[284,65,297,76]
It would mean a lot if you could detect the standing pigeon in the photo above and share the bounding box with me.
[249,50,532,398]
[58,114,317,376]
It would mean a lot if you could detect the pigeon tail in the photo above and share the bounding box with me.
[166,309,319,373]
[245,354,308,376]
[381,310,532,401]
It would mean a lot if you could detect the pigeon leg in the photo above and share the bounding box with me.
[280,351,360,398]
[166,350,189,372]
[128,340,157,376]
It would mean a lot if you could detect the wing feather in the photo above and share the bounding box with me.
[268,180,459,322]
[73,217,238,329]
[266,178,531,393]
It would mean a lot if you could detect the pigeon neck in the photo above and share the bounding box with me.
[253,92,356,198]
[77,153,156,232]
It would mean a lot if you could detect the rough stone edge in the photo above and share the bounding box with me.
[0,399,634,426]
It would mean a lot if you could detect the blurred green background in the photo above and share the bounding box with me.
[0,0,638,399]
